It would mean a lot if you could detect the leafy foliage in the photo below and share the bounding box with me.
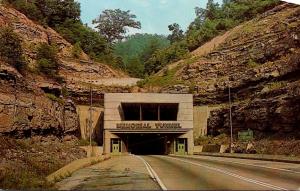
[5,0,113,64]
[4,0,80,27]
[3,0,280,78]
[185,0,280,51]
[71,42,82,59]
[36,43,59,78]
[143,0,280,76]
[0,27,26,71]
[93,9,141,43]
[145,41,189,75]
[113,34,170,77]
[55,20,107,55]
[167,23,184,43]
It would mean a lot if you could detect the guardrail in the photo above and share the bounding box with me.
[194,152,300,164]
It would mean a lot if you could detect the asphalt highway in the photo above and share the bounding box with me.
[141,155,300,190]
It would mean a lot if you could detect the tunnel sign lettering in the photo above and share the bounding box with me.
[155,123,181,129]
[116,123,182,129]
[116,123,151,129]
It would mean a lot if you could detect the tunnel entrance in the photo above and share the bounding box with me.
[121,134,168,155]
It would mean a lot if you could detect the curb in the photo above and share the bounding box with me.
[193,152,300,164]
[46,154,111,183]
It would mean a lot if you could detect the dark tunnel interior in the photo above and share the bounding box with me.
[121,134,167,155]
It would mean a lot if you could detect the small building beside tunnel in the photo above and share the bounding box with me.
[103,93,194,155]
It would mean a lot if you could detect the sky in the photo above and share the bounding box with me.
[77,0,223,36]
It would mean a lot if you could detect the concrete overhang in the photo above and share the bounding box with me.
[106,128,192,134]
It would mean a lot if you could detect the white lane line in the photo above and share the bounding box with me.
[162,156,288,190]
[180,155,300,174]
[135,155,167,190]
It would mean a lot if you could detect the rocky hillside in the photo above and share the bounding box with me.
[0,62,80,137]
[0,5,129,137]
[0,136,86,189]
[143,3,300,139]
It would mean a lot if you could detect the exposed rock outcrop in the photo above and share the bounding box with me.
[0,63,79,137]
[0,4,132,137]
[0,4,129,93]
[160,3,300,137]
[208,81,300,138]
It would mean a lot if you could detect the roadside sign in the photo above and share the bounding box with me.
[238,129,253,141]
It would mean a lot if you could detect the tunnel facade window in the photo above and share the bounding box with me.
[160,103,178,121]
[142,104,158,121]
[121,103,178,121]
[122,103,140,120]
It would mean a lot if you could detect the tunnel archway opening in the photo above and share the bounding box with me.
[122,134,167,155]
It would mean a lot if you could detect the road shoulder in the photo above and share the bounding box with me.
[55,155,160,190]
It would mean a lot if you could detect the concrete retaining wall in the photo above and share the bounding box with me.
[77,105,104,145]
[193,145,203,153]
[193,106,221,138]
[193,144,228,153]
[80,146,103,157]
[46,155,110,183]
[201,144,221,152]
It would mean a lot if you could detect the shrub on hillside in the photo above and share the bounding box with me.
[144,0,280,73]
[0,27,26,71]
[55,20,115,65]
[36,43,59,78]
[145,41,189,75]
[4,0,80,27]
[71,43,82,59]
[9,0,44,25]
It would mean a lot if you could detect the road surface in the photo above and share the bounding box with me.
[55,155,160,190]
[56,155,300,190]
[142,155,300,190]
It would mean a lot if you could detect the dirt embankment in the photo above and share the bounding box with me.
[0,136,86,189]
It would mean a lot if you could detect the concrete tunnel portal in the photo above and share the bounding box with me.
[104,93,194,155]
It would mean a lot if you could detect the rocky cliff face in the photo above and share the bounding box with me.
[0,62,80,137]
[162,3,300,138]
[0,5,129,137]
[0,5,126,81]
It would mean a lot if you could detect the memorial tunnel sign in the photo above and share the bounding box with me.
[116,123,182,129]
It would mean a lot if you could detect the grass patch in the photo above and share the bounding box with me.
[76,139,98,146]
[46,93,64,104]
[0,137,86,189]
[247,59,259,68]
[195,134,230,146]
[90,159,101,165]
[138,66,183,88]
[1,169,53,189]
[266,81,286,91]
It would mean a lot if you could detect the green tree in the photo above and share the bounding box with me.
[9,0,43,23]
[206,0,220,20]
[55,20,108,57]
[0,27,26,71]
[144,41,189,75]
[93,9,141,42]
[167,23,184,43]
[113,34,169,77]
[126,56,144,78]
[5,0,80,27]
